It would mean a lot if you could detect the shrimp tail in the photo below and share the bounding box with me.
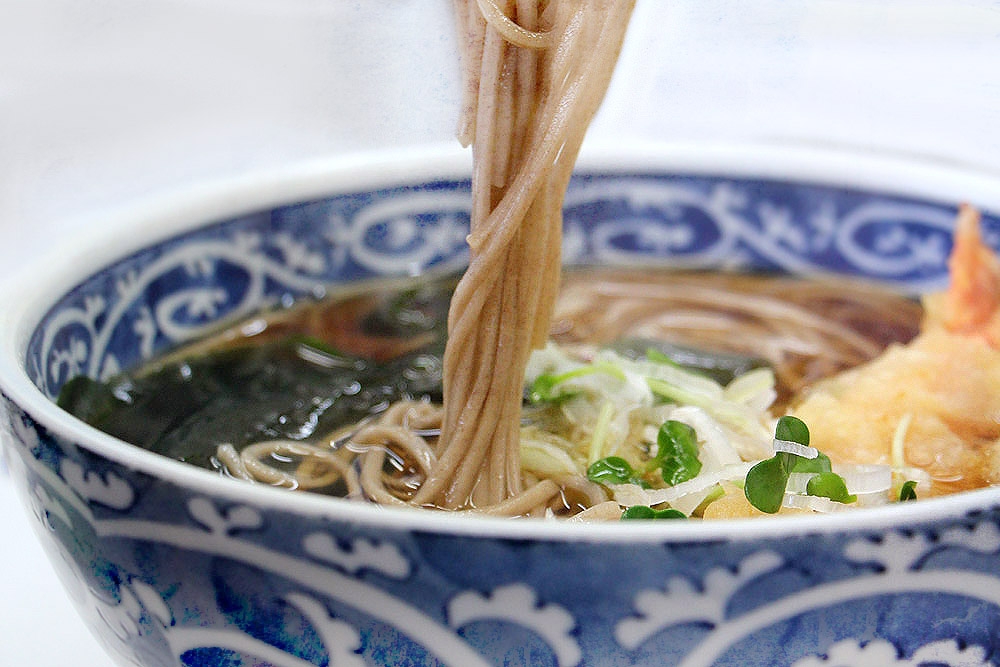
[939,204,1000,347]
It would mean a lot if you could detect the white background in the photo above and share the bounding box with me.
[2,1,1000,665]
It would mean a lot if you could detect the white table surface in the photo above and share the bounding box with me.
[1,2,999,665]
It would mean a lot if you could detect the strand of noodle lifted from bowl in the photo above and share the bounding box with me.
[417,0,636,510]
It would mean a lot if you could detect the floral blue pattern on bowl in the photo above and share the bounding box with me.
[3,148,1000,667]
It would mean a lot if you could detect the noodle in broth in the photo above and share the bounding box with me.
[59,269,927,518]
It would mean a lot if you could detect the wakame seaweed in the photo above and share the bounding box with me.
[56,276,460,470]
[58,338,445,469]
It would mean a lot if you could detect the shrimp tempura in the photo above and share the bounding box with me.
[792,205,1000,497]
[931,203,1000,347]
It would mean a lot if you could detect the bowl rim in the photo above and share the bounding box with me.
[3,139,1000,544]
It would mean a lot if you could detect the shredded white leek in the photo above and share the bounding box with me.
[834,463,893,495]
[773,438,819,459]
[783,493,852,513]
[521,438,581,477]
[666,405,742,470]
[610,462,754,507]
[724,367,777,409]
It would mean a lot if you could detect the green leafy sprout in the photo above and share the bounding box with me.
[621,505,687,520]
[586,419,706,519]
[650,420,702,485]
[586,456,647,487]
[744,415,856,513]
[806,472,857,504]
[587,419,704,490]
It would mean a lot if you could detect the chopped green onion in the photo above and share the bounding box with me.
[528,374,576,403]
[899,480,918,501]
[528,362,625,403]
[646,377,705,407]
[621,505,687,520]
[290,334,348,357]
[806,472,857,504]
[644,347,684,368]
[653,420,702,486]
[606,338,768,385]
[588,400,617,464]
[692,484,726,517]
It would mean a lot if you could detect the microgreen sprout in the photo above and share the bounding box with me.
[775,414,810,447]
[621,505,687,520]
[743,454,790,514]
[745,416,811,512]
[650,420,702,486]
[587,456,646,487]
[744,416,857,513]
[806,471,857,504]
[790,451,832,474]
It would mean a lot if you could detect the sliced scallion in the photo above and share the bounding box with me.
[528,362,625,403]
[899,480,918,501]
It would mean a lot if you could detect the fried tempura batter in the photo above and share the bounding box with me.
[792,205,1000,497]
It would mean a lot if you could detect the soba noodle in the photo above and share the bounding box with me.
[412,0,636,510]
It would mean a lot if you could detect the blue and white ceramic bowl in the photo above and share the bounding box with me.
[3,144,1000,667]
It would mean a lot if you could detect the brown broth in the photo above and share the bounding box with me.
[59,268,923,481]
